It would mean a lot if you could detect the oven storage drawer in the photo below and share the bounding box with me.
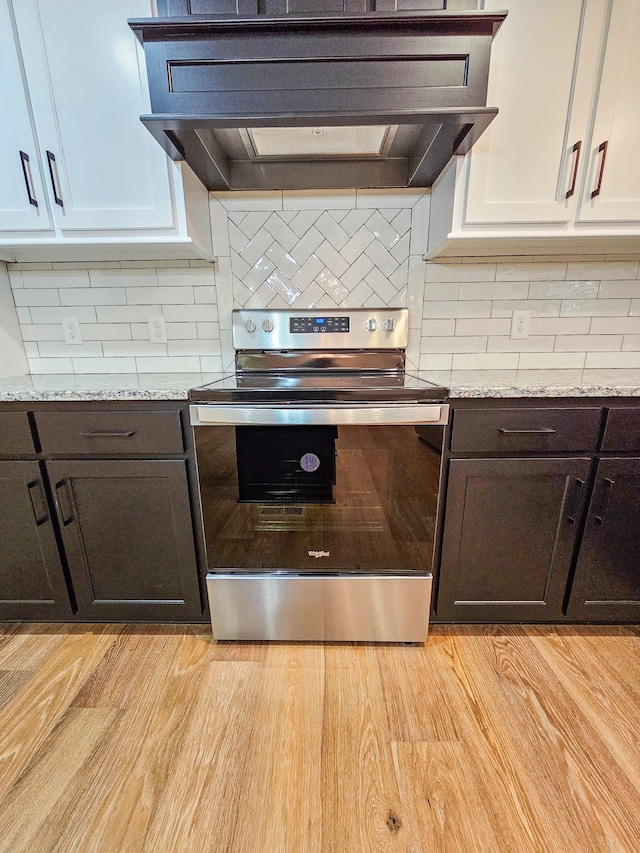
[35,410,185,455]
[450,407,602,453]
[207,573,433,642]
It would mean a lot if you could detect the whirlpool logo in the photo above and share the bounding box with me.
[308,550,330,559]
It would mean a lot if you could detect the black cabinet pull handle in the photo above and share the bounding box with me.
[82,429,137,438]
[498,428,557,435]
[591,140,608,199]
[565,478,585,525]
[27,479,49,526]
[46,150,64,206]
[19,151,38,207]
[594,477,615,525]
[55,479,75,525]
[565,140,582,199]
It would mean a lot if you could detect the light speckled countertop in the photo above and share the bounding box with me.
[1,369,640,402]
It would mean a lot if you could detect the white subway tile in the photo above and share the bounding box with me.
[72,357,137,374]
[390,232,411,264]
[284,191,355,210]
[420,336,487,353]
[136,356,201,373]
[20,324,65,342]
[97,306,161,323]
[264,270,301,305]
[529,317,591,335]
[291,255,324,290]
[598,280,640,298]
[60,288,126,306]
[591,317,640,334]
[315,269,348,303]
[459,282,529,301]
[13,290,60,307]
[629,300,640,316]
[163,305,219,322]
[419,353,452,371]
[314,212,350,251]
[126,287,194,305]
[492,300,561,318]
[529,280,599,299]
[102,341,167,357]
[496,262,567,281]
[365,240,399,277]
[290,228,324,264]
[229,222,250,254]
[196,322,220,339]
[488,336,555,352]
[263,213,299,252]
[38,342,103,358]
[32,306,97,323]
[28,357,73,373]
[239,230,274,267]
[365,211,403,250]
[421,319,456,336]
[209,196,231,256]
[201,356,224,372]
[166,322,197,339]
[389,258,409,291]
[245,282,277,309]
[340,226,376,265]
[234,212,271,240]
[554,335,622,352]
[561,299,630,317]
[364,268,397,303]
[356,189,423,208]
[81,324,132,341]
[585,352,640,368]
[157,268,214,287]
[426,263,495,283]
[213,191,282,212]
[455,318,510,336]
[313,294,340,309]
[8,270,23,288]
[622,335,640,351]
[423,282,458,301]
[452,353,519,370]
[340,209,373,237]
[194,286,217,305]
[567,261,639,280]
[425,301,491,319]
[340,281,373,308]
[230,250,251,279]
[340,255,375,291]
[518,352,586,370]
[168,340,222,357]
[293,281,325,309]
[23,342,39,358]
[288,210,321,238]
[16,307,31,324]
[409,193,430,256]
[265,243,300,278]
[131,323,148,339]
[89,269,157,288]
[315,241,349,277]
[20,270,90,288]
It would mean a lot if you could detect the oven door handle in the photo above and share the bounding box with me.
[190,403,449,426]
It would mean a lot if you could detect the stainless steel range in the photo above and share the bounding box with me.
[189,308,449,643]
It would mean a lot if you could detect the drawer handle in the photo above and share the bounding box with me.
[594,477,615,525]
[498,428,557,435]
[27,478,49,526]
[565,478,585,526]
[82,429,137,438]
[54,479,75,525]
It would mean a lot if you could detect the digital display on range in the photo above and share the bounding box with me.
[290,316,350,333]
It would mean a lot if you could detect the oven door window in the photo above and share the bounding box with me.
[195,424,442,574]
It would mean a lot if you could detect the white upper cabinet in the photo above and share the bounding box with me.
[0,0,213,261]
[0,0,53,233]
[427,0,640,257]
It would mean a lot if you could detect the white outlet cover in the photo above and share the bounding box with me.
[148,314,167,344]
[510,310,531,340]
[61,316,82,345]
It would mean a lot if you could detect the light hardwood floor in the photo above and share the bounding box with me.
[0,623,638,853]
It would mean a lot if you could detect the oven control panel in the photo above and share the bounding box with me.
[233,309,408,350]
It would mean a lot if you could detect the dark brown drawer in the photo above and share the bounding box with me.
[35,410,184,456]
[451,407,602,453]
[0,412,35,455]
[601,407,640,452]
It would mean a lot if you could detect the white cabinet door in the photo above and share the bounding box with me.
[11,0,177,234]
[576,0,640,225]
[0,0,53,233]
[463,0,609,227]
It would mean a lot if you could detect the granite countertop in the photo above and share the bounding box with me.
[1,369,640,402]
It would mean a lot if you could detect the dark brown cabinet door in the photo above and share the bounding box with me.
[567,458,640,621]
[0,461,73,620]
[436,457,591,622]
[47,460,202,622]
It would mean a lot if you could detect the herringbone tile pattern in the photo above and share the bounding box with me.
[228,208,412,310]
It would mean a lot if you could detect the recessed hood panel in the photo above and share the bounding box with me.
[130,10,506,191]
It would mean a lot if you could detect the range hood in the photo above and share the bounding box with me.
[129,9,506,192]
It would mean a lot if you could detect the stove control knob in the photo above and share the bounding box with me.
[244,319,257,333]
[383,318,397,333]
[366,318,378,332]
[261,319,275,333]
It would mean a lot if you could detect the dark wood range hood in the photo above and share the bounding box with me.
[129,8,506,191]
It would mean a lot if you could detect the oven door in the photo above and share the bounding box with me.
[191,403,448,641]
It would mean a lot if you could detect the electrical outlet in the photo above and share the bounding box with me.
[61,317,82,345]
[148,314,167,344]
[510,309,531,340]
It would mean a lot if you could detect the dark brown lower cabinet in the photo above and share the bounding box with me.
[566,457,640,621]
[436,457,591,622]
[0,461,73,619]
[47,459,202,622]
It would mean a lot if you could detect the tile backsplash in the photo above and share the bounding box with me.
[6,188,640,374]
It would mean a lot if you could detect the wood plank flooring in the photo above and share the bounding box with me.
[0,623,638,853]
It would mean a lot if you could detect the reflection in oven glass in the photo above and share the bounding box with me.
[195,424,442,574]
